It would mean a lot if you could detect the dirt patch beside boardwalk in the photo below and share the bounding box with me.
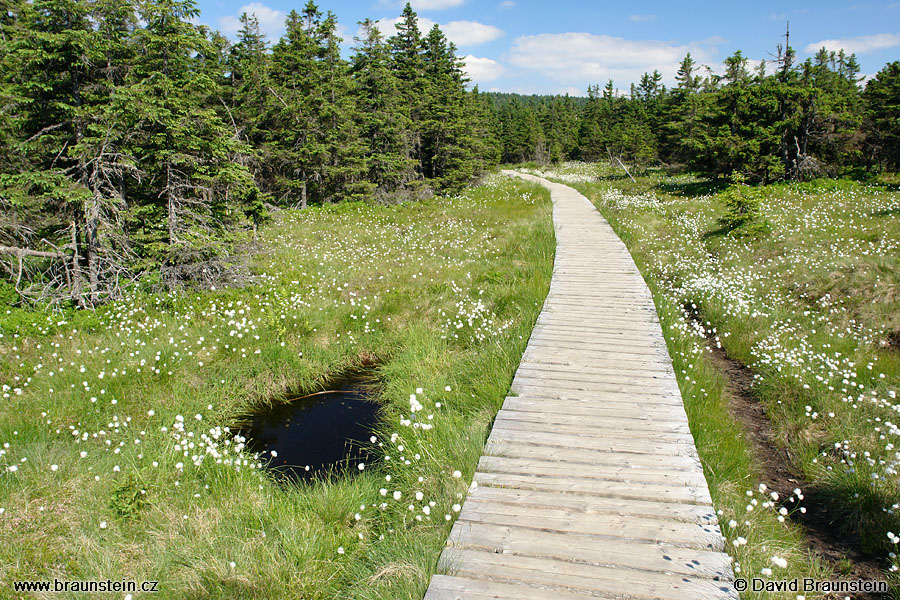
[703,336,887,598]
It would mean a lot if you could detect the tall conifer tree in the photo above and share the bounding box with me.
[351,19,419,197]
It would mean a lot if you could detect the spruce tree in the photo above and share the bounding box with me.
[388,3,425,174]
[420,24,475,190]
[227,12,270,216]
[666,54,702,165]
[316,11,368,202]
[268,3,365,205]
[468,86,502,170]
[267,7,323,207]
[67,0,138,303]
[351,19,418,198]
[128,0,257,278]
[0,0,97,303]
[863,61,900,170]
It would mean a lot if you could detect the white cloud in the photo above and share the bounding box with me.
[409,0,467,9]
[629,14,656,22]
[462,55,505,83]
[218,2,286,41]
[498,0,516,8]
[701,35,727,46]
[507,32,715,89]
[375,16,438,37]
[804,33,900,54]
[441,21,503,46]
[495,83,587,95]
[334,22,352,43]
[374,17,502,47]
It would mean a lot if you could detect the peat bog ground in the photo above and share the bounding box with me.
[0,174,554,599]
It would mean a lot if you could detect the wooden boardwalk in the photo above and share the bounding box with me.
[424,172,737,599]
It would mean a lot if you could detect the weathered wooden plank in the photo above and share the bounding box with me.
[424,575,597,600]
[488,416,696,444]
[447,521,734,579]
[424,172,732,600]
[466,485,718,524]
[516,359,677,378]
[511,374,678,395]
[472,471,715,509]
[439,550,737,600]
[493,409,691,433]
[499,397,686,420]
[531,321,661,335]
[486,427,695,456]
[484,439,703,472]
[504,388,686,406]
[477,455,708,487]
[514,362,676,380]
[521,348,671,365]
[455,501,723,550]
[523,339,669,356]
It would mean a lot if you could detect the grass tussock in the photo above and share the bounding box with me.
[0,174,554,599]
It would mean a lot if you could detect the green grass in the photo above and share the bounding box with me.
[0,174,554,599]
[522,161,900,597]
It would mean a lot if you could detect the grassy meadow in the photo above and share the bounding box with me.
[523,162,900,597]
[0,175,554,599]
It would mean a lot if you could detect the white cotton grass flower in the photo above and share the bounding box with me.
[771,556,788,568]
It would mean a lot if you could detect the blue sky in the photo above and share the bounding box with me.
[195,0,900,95]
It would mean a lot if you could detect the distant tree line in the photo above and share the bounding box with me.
[490,33,900,181]
[0,0,497,305]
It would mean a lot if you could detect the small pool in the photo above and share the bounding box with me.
[236,372,380,481]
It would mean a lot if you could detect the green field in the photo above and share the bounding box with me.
[0,175,554,599]
[5,160,900,599]
[524,161,900,597]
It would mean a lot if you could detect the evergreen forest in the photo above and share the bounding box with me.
[2,0,899,307]
[493,43,900,180]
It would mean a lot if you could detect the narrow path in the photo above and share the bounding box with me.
[424,172,737,599]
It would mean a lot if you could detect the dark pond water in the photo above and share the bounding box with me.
[236,372,379,481]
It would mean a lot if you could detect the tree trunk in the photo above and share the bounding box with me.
[167,163,178,244]
[70,222,86,308]
[85,194,101,305]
